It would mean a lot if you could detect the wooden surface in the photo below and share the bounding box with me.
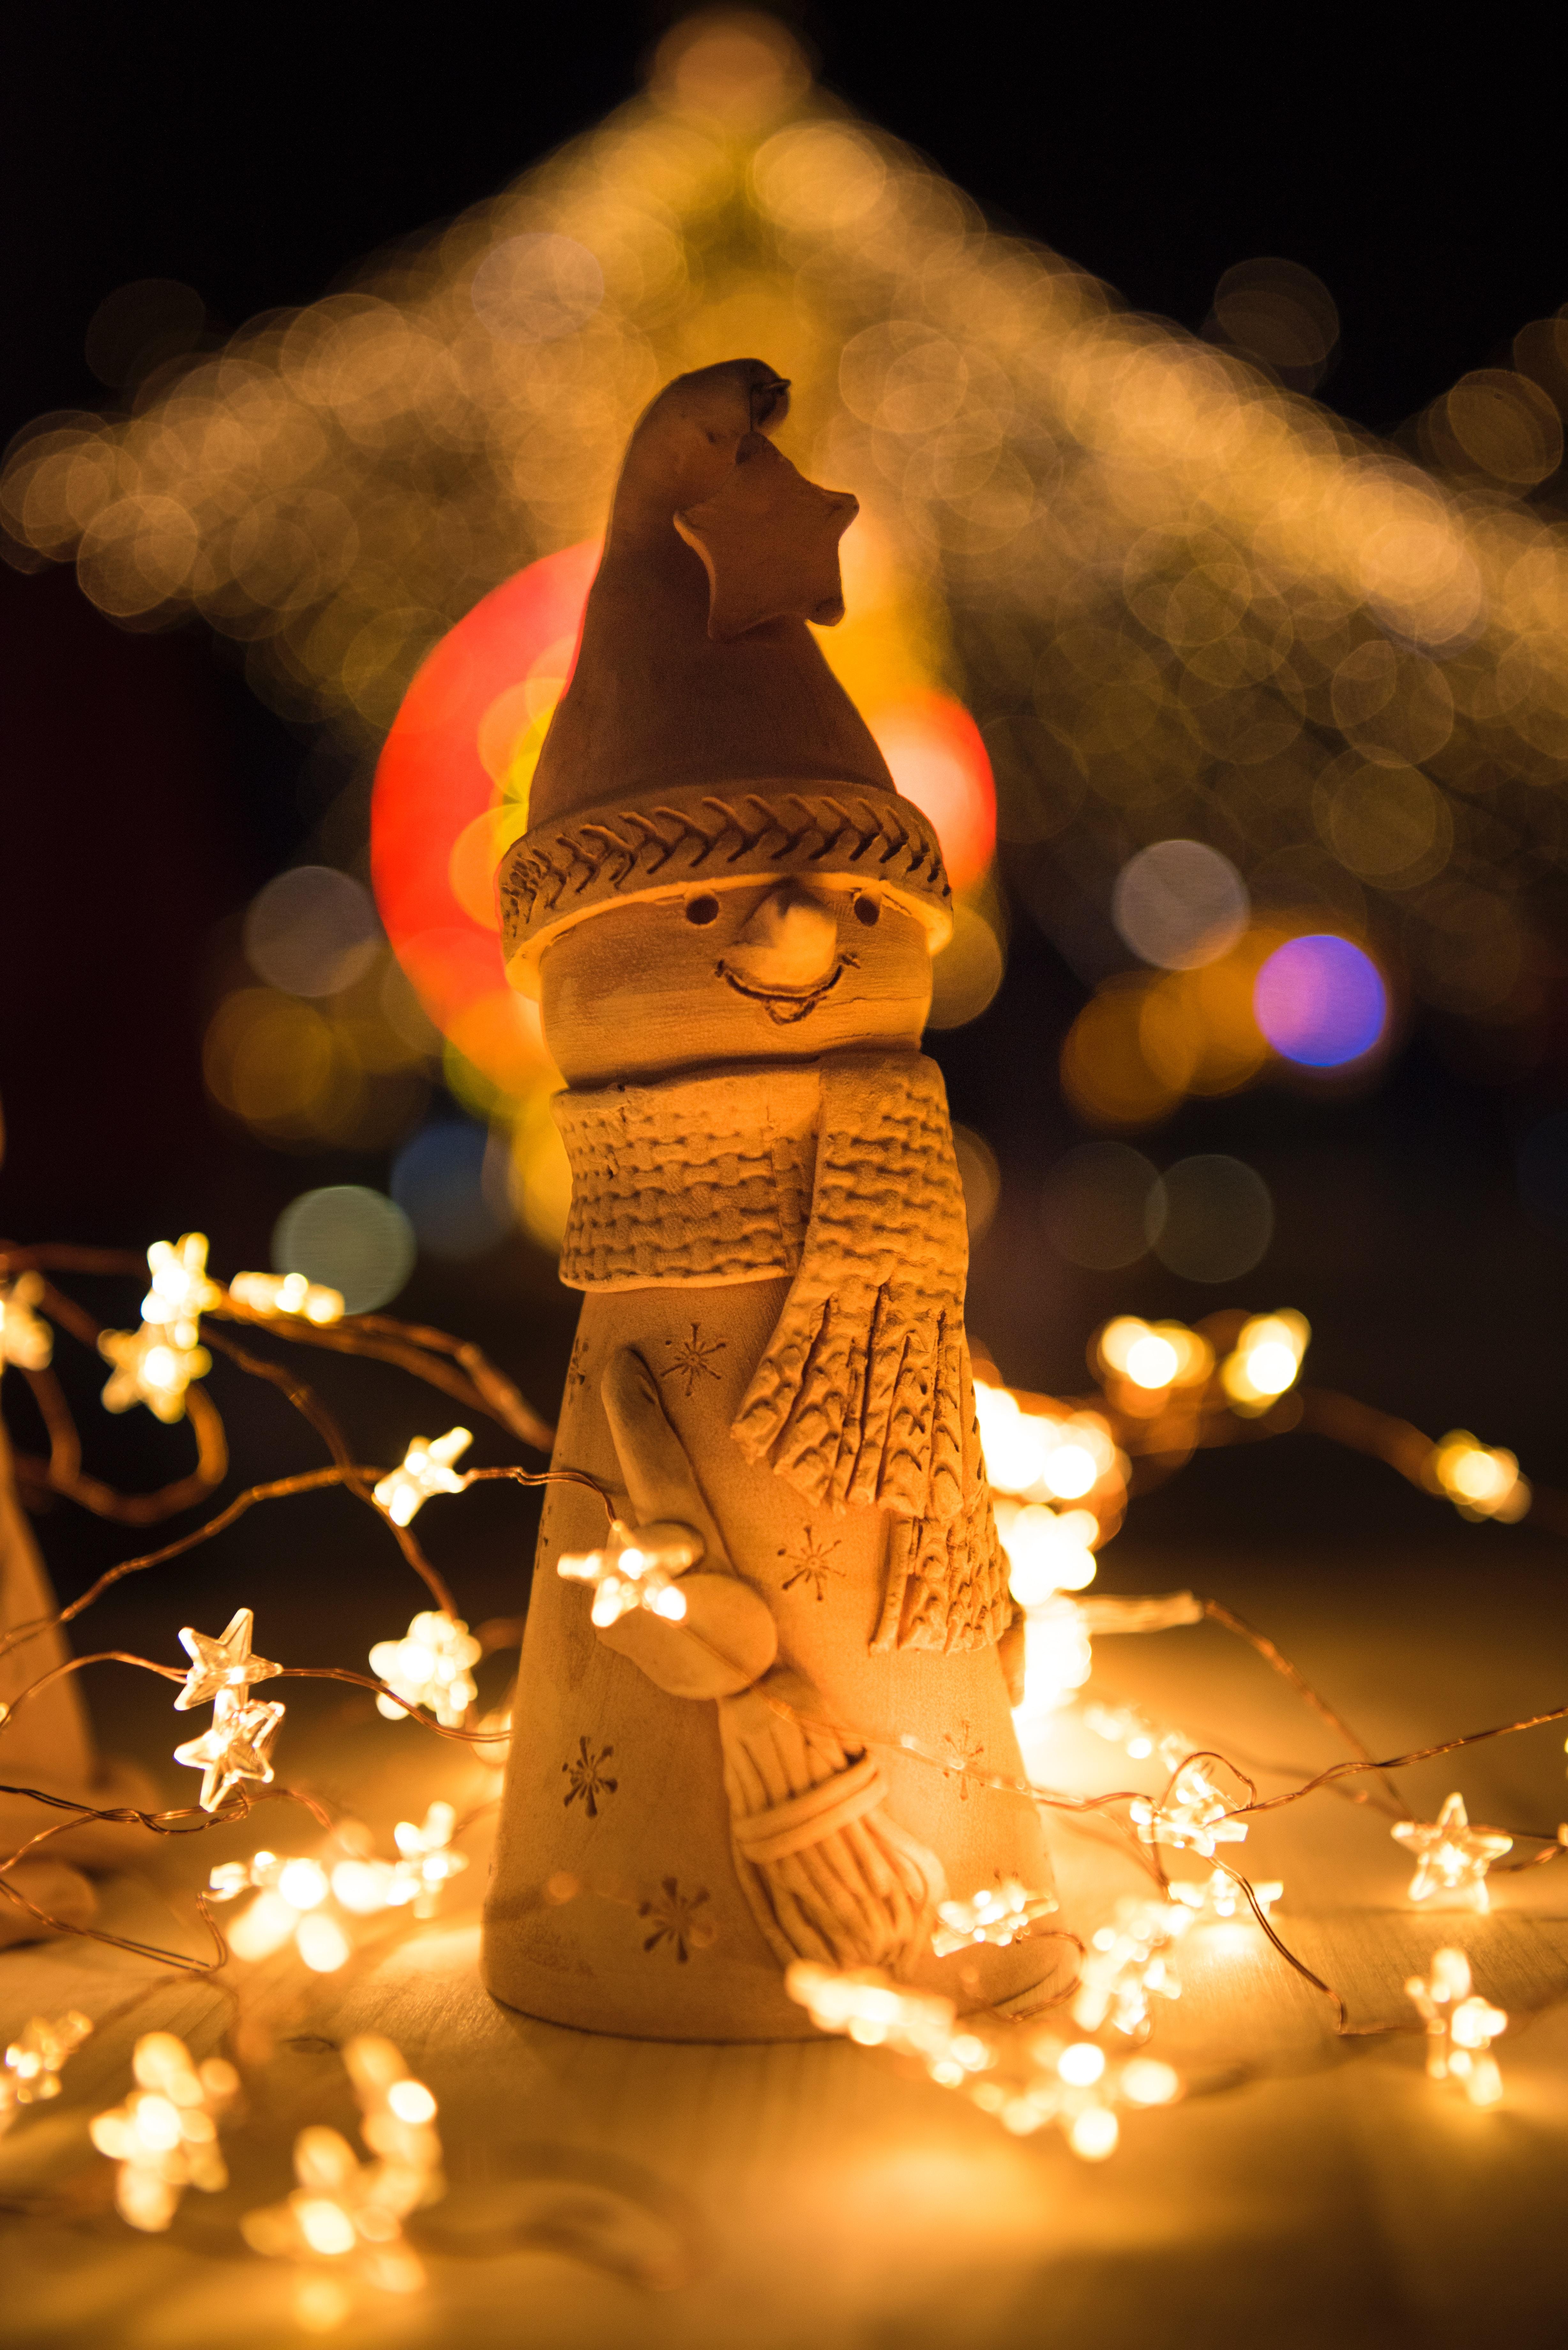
[4,1571,1568,2349]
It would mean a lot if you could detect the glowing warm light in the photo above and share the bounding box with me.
[174,1606,283,1712]
[868,693,996,893]
[1017,1597,1095,1712]
[1254,935,1387,1068]
[557,1517,704,1629]
[0,1271,53,1370]
[241,2034,442,2300]
[173,1687,287,1811]
[1168,1870,1282,1924]
[1431,1431,1531,1523]
[1073,1898,1190,2036]
[1083,1701,1189,1774]
[1,2011,92,2131]
[1096,1315,1214,1396]
[995,1501,1098,1604]
[369,1611,482,1727]
[931,1879,1057,1957]
[1221,1309,1310,1413]
[390,1802,469,1916]
[98,1321,210,1423]
[1392,1792,1512,1912]
[373,1426,474,1525]
[1406,1947,1507,2107]
[974,1380,1118,1505]
[141,1232,221,1348]
[89,2032,238,2232]
[1131,1761,1249,1858]
[788,1959,1181,2160]
[229,1270,346,1324]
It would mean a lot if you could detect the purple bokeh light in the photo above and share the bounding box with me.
[1253,935,1386,1068]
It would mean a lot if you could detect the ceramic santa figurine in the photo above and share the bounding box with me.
[483,360,1054,2038]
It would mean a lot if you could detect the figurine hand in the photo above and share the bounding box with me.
[589,1346,778,1702]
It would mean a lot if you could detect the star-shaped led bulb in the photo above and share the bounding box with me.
[0,1271,53,1371]
[141,1232,222,1349]
[557,1518,704,1628]
[173,1687,286,1810]
[1392,1791,1512,1912]
[98,1323,211,1423]
[174,1607,283,1713]
[372,1427,473,1526]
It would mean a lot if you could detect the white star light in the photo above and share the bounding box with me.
[175,1607,283,1712]
[98,1323,211,1423]
[174,1687,286,1810]
[1392,1792,1513,1911]
[368,1611,481,1727]
[228,1270,345,1324]
[141,1232,222,1349]
[0,1271,53,1371]
[372,1428,474,1526]
[556,1518,704,1628]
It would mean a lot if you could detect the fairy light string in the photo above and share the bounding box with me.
[0,1235,1560,2206]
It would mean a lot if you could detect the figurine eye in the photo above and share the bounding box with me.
[852,892,881,928]
[685,894,720,927]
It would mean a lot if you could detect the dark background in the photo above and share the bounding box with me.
[4,3,1567,1750]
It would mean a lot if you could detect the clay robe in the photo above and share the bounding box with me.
[481,360,1054,2039]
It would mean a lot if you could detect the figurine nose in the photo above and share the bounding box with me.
[724,884,840,990]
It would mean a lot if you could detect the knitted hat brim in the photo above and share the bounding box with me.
[497,777,953,983]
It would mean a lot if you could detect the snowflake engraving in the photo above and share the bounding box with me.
[661,1321,727,1399]
[561,1736,618,1819]
[941,1720,985,1801]
[638,1876,712,1962]
[779,1527,844,1601]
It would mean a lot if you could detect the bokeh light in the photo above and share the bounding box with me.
[242,867,382,999]
[272,1186,415,1313]
[1148,1156,1274,1284]
[928,904,1005,1030]
[951,1124,1001,1241]
[1041,1143,1162,1270]
[1112,841,1249,970]
[2,11,1559,1127]
[390,1124,511,1261]
[1254,935,1387,1067]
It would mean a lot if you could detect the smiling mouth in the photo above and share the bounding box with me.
[715,959,852,1025]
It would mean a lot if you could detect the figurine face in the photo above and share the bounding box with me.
[539,879,934,1085]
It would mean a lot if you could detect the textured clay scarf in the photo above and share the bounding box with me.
[553,1051,1009,1657]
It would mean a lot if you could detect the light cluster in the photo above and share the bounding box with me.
[1429,1431,1531,1522]
[229,1269,346,1324]
[556,1517,704,1629]
[785,1962,1180,2162]
[931,1878,1058,1957]
[209,1806,468,1972]
[171,1605,286,1808]
[241,2034,442,2316]
[1071,1896,1190,2037]
[1131,1761,1250,1859]
[89,2031,239,2232]
[0,2010,92,2132]
[1404,1947,1507,2107]
[6,17,1566,1173]
[98,1231,222,1423]
[1221,1311,1310,1413]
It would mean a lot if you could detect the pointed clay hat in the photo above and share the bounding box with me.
[496,359,952,978]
